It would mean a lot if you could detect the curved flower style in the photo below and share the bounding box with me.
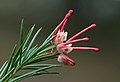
[52,10,73,44]
[52,10,99,66]
[57,54,75,66]
[57,24,99,54]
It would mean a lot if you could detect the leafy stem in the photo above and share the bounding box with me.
[0,19,61,82]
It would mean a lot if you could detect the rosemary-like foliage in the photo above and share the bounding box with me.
[0,19,62,82]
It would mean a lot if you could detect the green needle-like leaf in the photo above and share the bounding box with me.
[0,68,14,82]
[23,27,42,60]
[10,71,59,82]
[23,44,56,65]
[33,71,59,76]
[37,44,56,55]
[26,54,57,65]
[22,64,62,70]
[10,65,58,82]
[44,23,60,43]
[22,24,35,50]
[0,61,7,78]
[20,19,24,64]
[20,19,24,45]
[22,45,38,61]
[41,35,55,49]
[5,44,17,74]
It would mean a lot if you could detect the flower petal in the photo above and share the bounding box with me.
[53,31,68,44]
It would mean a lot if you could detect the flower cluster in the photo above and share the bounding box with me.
[52,10,99,66]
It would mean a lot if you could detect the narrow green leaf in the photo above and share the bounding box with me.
[11,45,24,68]
[24,44,56,65]
[0,68,14,82]
[26,54,57,65]
[22,24,35,50]
[38,44,56,55]
[27,28,42,50]
[23,45,38,62]
[22,67,39,70]
[40,35,55,50]
[6,44,17,74]
[33,71,59,76]
[43,23,60,43]
[23,64,57,68]
[24,28,42,60]
[0,61,7,78]
[11,71,59,82]
[20,19,24,45]
[22,64,62,70]
[20,19,24,64]
[23,44,55,66]
[10,65,57,82]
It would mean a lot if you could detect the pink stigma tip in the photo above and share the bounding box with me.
[94,48,99,52]
[66,10,74,19]
[83,37,89,42]
[90,24,96,28]
[68,10,73,15]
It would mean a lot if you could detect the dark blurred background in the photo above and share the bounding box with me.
[0,0,120,82]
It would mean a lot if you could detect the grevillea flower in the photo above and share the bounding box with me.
[52,10,73,44]
[56,24,99,66]
[51,10,99,66]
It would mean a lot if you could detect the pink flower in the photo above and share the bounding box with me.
[52,10,73,44]
[57,54,75,66]
[51,10,99,66]
[57,24,99,66]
